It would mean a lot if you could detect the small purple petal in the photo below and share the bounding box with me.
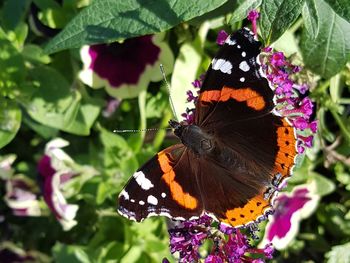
[263,46,272,52]
[102,98,121,118]
[309,120,318,133]
[270,52,285,67]
[293,117,309,130]
[205,255,224,263]
[216,30,229,46]
[247,10,260,21]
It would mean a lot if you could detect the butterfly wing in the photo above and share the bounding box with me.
[118,144,203,221]
[196,115,297,227]
[195,28,274,126]
[193,28,297,227]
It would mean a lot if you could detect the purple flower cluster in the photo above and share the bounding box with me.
[181,75,203,124]
[260,49,317,153]
[168,215,274,262]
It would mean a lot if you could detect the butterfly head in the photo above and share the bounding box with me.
[169,119,184,138]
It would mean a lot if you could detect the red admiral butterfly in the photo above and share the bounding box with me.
[118,28,297,228]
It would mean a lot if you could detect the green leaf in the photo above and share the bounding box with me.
[325,242,350,263]
[259,0,305,44]
[22,44,51,64]
[300,0,350,78]
[1,0,29,30]
[170,38,203,120]
[44,0,228,53]
[0,99,22,149]
[229,0,262,23]
[0,38,25,97]
[302,0,319,39]
[21,66,100,135]
[310,172,336,196]
[323,0,350,23]
[53,243,90,263]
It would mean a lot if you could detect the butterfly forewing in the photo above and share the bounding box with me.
[195,28,274,126]
[118,144,204,222]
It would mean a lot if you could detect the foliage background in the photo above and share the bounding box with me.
[0,0,350,262]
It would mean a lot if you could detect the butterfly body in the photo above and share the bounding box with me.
[118,28,298,228]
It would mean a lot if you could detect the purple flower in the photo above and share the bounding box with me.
[247,10,260,36]
[4,176,41,217]
[80,34,174,99]
[261,48,317,152]
[37,138,79,231]
[293,117,309,130]
[270,52,285,67]
[216,30,229,46]
[205,255,224,263]
[262,186,319,250]
[168,215,274,262]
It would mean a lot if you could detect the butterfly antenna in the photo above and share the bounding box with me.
[113,127,172,133]
[160,64,178,121]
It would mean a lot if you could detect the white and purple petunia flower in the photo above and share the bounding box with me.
[262,185,319,250]
[4,176,41,217]
[79,34,174,99]
[37,138,79,231]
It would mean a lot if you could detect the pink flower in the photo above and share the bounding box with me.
[262,186,319,250]
[80,34,174,99]
[37,139,79,231]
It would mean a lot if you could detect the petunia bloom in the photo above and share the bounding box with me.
[4,176,41,217]
[37,138,79,231]
[79,34,174,99]
[262,185,319,250]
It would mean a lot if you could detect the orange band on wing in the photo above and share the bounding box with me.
[158,151,198,210]
[220,194,270,227]
[274,119,297,179]
[200,87,266,110]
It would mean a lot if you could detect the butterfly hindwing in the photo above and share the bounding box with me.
[118,144,204,221]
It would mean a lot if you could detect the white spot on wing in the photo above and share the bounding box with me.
[134,171,154,190]
[147,195,158,205]
[237,45,241,49]
[139,200,145,205]
[211,58,232,74]
[131,199,135,203]
[239,61,250,72]
[161,193,166,198]
[120,190,129,200]
[225,37,236,46]
[240,77,245,82]
[242,52,246,57]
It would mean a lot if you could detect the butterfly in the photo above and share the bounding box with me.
[117,28,297,228]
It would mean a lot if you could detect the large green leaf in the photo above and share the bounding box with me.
[45,0,228,54]
[323,0,350,23]
[259,0,305,44]
[300,0,350,78]
[0,99,22,149]
[302,0,319,39]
